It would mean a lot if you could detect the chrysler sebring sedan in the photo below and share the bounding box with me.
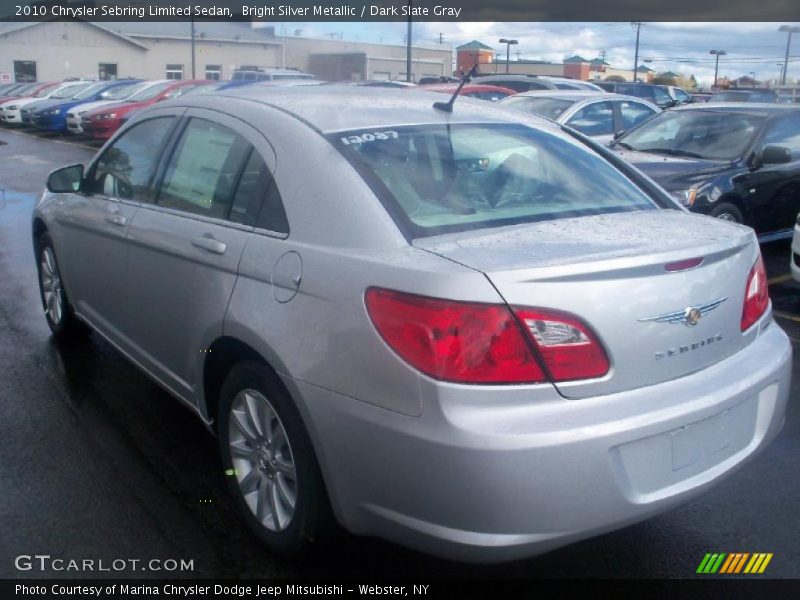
[33,87,790,562]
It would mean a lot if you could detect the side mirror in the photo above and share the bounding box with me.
[761,145,792,165]
[613,130,626,141]
[46,164,84,193]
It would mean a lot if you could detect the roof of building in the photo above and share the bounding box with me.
[636,65,655,72]
[564,55,589,63]
[456,40,495,52]
[658,71,681,78]
[590,58,610,65]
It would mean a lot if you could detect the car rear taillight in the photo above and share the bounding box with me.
[741,254,769,331]
[365,288,545,384]
[514,309,610,381]
[365,288,609,384]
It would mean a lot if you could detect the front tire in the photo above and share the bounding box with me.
[709,202,744,224]
[218,361,330,556]
[36,232,86,339]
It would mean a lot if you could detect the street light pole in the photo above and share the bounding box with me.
[498,38,518,74]
[709,49,726,89]
[190,15,196,79]
[779,25,800,86]
[750,72,756,88]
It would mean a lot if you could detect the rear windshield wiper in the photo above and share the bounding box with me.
[637,148,706,159]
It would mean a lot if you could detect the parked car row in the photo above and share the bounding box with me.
[0,78,215,139]
[32,83,791,563]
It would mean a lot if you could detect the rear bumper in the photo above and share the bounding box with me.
[288,318,791,563]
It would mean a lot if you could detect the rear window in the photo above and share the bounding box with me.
[502,96,576,120]
[331,123,657,238]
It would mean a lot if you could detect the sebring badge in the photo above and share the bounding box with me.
[638,298,727,327]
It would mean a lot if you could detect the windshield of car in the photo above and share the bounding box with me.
[619,109,764,160]
[501,96,576,120]
[33,85,56,98]
[73,83,108,100]
[331,123,657,238]
[103,82,146,100]
[127,82,173,101]
[10,83,37,95]
[51,83,93,99]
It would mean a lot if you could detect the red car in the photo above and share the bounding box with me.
[417,83,517,102]
[82,79,211,140]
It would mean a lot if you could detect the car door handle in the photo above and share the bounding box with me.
[105,214,127,226]
[191,235,227,255]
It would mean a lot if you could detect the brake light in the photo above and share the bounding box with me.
[365,288,610,384]
[515,309,610,381]
[741,254,769,331]
[365,288,545,384]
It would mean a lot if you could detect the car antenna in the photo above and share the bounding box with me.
[433,63,478,113]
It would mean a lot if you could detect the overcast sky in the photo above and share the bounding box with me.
[265,21,800,86]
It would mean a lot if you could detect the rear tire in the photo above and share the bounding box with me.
[709,202,743,224]
[218,360,331,556]
[36,232,87,339]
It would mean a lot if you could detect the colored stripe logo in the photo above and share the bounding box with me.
[696,553,773,574]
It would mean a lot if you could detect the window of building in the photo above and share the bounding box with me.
[98,63,118,81]
[372,71,391,81]
[166,64,184,80]
[205,65,222,81]
[13,60,37,82]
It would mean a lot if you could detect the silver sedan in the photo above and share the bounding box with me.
[33,86,790,562]
[501,90,660,144]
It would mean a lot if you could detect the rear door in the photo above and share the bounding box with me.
[122,109,262,402]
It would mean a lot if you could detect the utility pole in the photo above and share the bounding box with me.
[439,32,443,44]
[631,22,643,82]
[779,25,800,86]
[406,0,412,82]
[190,15,196,79]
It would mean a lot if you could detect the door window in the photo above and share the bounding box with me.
[157,118,251,219]
[566,101,614,136]
[618,101,657,130]
[763,117,800,160]
[89,117,176,201]
[652,86,672,106]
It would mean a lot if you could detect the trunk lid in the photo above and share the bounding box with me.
[414,210,760,398]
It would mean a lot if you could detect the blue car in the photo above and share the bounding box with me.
[29,79,142,132]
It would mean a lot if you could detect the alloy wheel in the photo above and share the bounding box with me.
[227,389,297,532]
[40,246,63,325]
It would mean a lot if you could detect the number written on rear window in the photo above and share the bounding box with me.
[340,131,399,145]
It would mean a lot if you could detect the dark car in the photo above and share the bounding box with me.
[611,103,800,239]
[595,81,676,109]
[470,74,558,92]
[710,89,778,103]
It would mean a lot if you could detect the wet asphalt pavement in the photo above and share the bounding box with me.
[0,127,798,580]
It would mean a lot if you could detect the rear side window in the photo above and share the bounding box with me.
[89,117,176,201]
[566,101,614,136]
[157,118,250,219]
[618,100,657,129]
[332,123,656,238]
[230,150,289,233]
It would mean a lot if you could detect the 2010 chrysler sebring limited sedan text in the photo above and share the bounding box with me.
[33,87,791,563]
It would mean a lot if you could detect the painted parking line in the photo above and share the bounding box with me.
[774,311,800,324]
[769,274,793,286]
